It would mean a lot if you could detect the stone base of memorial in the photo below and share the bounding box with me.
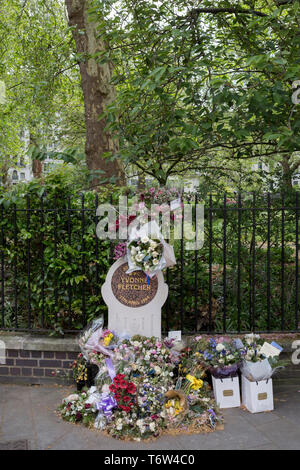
[101,258,168,339]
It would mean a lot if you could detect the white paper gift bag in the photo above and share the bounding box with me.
[212,376,241,409]
[241,375,274,413]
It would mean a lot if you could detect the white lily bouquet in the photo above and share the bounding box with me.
[127,236,164,277]
[126,220,168,277]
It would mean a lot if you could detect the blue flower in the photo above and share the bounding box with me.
[204,350,213,361]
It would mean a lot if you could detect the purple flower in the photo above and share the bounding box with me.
[114,243,127,260]
[164,338,174,349]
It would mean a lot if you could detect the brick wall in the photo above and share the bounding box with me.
[0,333,79,385]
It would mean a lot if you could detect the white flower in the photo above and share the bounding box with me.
[152,251,158,257]
[152,259,159,265]
[64,393,79,403]
[216,343,225,352]
[245,333,260,345]
[141,236,149,243]
[149,422,156,432]
[227,354,234,360]
[136,253,144,262]
[154,366,161,374]
[245,350,254,361]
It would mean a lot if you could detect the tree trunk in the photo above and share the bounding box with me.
[281,154,293,191]
[32,159,43,179]
[65,0,124,188]
[30,134,43,179]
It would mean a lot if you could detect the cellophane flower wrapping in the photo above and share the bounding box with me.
[240,334,285,381]
[78,316,105,361]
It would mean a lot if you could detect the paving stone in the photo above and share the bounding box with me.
[254,419,300,450]
[0,383,299,450]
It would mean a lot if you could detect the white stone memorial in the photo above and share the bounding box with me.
[101,258,168,338]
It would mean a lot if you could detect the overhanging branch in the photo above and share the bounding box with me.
[188,7,267,18]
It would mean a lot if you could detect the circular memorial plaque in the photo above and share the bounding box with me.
[111,262,158,308]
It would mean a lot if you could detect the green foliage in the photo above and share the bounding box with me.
[91,0,300,188]
[163,192,299,333]
[0,174,117,332]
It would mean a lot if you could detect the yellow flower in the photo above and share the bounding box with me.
[186,374,203,391]
[104,333,113,346]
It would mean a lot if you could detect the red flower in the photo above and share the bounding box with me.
[126,383,136,394]
[114,393,121,401]
[118,380,127,389]
[119,405,131,413]
[115,216,136,232]
[115,373,125,380]
[151,414,159,421]
[109,384,117,393]
[123,395,131,403]
[85,403,91,409]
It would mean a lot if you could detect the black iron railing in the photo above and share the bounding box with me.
[0,192,299,334]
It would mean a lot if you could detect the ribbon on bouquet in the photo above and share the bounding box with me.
[145,272,150,285]
[96,393,117,418]
[105,357,116,381]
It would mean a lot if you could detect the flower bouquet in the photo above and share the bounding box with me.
[59,390,97,426]
[240,334,285,382]
[72,353,88,391]
[239,334,286,413]
[127,235,165,278]
[198,338,243,379]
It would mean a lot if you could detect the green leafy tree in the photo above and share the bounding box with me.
[92,0,300,189]
[0,0,85,184]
